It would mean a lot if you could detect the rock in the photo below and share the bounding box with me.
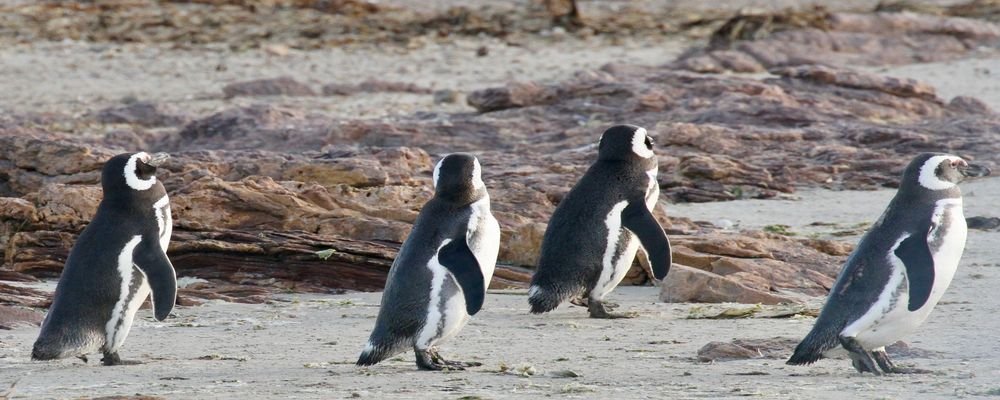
[697,337,800,362]
[697,341,759,362]
[949,95,995,114]
[222,77,316,98]
[967,216,1000,231]
[0,304,45,329]
[466,81,559,112]
[674,11,1000,74]
[774,65,937,100]
[95,101,189,127]
[321,80,432,96]
[433,89,462,104]
[661,265,800,304]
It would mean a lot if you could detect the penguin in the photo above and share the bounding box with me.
[528,124,672,319]
[787,153,990,375]
[357,153,500,371]
[32,152,177,366]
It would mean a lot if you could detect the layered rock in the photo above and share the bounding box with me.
[674,11,1000,74]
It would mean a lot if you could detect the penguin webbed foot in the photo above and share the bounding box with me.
[588,300,637,319]
[872,349,930,374]
[415,348,476,371]
[839,337,881,376]
[101,351,143,366]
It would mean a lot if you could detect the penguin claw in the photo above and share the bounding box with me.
[588,301,637,319]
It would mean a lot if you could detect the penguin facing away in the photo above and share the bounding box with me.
[32,152,177,366]
[357,153,500,371]
[787,153,989,375]
[528,124,672,319]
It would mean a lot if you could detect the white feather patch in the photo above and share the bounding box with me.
[124,152,156,191]
[416,240,450,348]
[918,155,960,190]
[630,127,654,159]
[471,157,485,190]
[433,157,443,188]
[593,201,632,300]
[105,235,143,349]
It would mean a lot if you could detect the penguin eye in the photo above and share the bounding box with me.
[644,136,653,149]
[950,159,962,168]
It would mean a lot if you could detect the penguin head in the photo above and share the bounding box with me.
[597,124,656,164]
[904,152,990,193]
[101,152,170,201]
[433,153,486,204]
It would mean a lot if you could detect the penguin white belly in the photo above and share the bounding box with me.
[416,253,470,349]
[105,236,153,352]
[592,169,660,301]
[847,199,966,349]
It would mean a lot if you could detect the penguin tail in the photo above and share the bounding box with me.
[31,338,67,361]
[527,284,570,314]
[786,326,839,366]
[356,339,398,367]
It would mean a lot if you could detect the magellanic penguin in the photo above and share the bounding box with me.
[32,152,177,366]
[528,124,672,319]
[357,153,500,371]
[788,153,990,375]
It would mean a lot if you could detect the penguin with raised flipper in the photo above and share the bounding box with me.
[788,153,989,375]
[32,152,176,366]
[528,124,672,319]
[357,153,500,371]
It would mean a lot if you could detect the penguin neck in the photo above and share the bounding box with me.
[432,187,485,208]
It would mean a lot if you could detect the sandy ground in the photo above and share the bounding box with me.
[2,176,1000,399]
[2,6,1000,398]
[0,36,689,119]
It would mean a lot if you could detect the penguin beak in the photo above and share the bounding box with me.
[146,152,170,167]
[958,163,990,178]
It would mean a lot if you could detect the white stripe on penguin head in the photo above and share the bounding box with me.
[630,127,654,158]
[433,155,445,189]
[918,155,960,190]
[124,152,156,191]
[471,156,485,190]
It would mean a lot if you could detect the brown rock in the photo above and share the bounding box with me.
[0,304,45,329]
[660,265,799,305]
[95,101,189,127]
[222,77,316,98]
[697,337,800,362]
[466,81,559,112]
[321,80,432,96]
[674,11,1000,74]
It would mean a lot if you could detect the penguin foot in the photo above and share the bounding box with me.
[415,349,465,371]
[101,351,143,366]
[872,349,930,374]
[430,349,480,369]
[569,297,588,307]
[588,301,637,319]
[77,355,89,364]
[839,337,881,376]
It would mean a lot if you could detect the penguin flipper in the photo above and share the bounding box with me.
[133,237,177,321]
[621,200,672,280]
[895,231,935,311]
[438,238,486,316]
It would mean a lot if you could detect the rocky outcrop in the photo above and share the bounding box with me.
[674,11,1000,73]
[222,77,317,98]
[3,10,1000,308]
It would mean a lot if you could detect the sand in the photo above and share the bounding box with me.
[2,10,1000,399]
